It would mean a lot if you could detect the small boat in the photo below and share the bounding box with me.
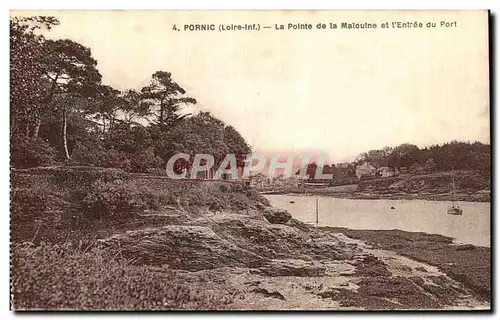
[447,167,463,215]
[447,206,463,215]
[303,182,329,187]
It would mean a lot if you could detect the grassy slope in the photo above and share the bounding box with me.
[11,242,233,310]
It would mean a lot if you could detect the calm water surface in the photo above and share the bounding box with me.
[265,195,490,247]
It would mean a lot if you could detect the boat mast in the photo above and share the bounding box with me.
[451,165,455,207]
[315,198,319,228]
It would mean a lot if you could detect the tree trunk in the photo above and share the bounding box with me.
[159,103,164,125]
[61,108,70,160]
[159,94,167,127]
[35,74,59,139]
[32,117,41,139]
[25,121,30,138]
[109,117,114,139]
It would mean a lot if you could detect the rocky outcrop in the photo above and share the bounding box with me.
[99,225,268,271]
[262,207,292,224]
[254,259,326,277]
[98,212,358,277]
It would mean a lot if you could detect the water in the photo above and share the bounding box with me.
[265,195,491,247]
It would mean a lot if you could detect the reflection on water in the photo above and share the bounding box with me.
[265,195,490,247]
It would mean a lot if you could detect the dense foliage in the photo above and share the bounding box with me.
[353,141,490,173]
[10,16,251,173]
[11,242,233,310]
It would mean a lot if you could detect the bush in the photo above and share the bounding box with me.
[11,242,233,310]
[82,179,173,218]
[11,177,52,215]
[128,149,164,173]
[71,146,133,171]
[70,144,104,167]
[71,145,163,173]
[11,136,57,168]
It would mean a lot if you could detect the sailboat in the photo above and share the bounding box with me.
[447,167,463,215]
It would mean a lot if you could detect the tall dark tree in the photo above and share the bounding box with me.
[223,125,251,169]
[39,39,102,158]
[141,71,197,129]
[120,89,152,125]
[10,16,59,138]
[89,85,123,136]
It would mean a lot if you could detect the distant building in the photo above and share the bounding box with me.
[248,173,271,189]
[284,176,306,188]
[377,166,395,178]
[355,162,377,179]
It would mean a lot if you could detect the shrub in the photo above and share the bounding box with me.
[69,144,105,167]
[218,183,231,193]
[71,145,164,173]
[11,177,53,216]
[11,242,233,310]
[11,136,57,168]
[71,146,132,171]
[82,179,172,218]
[128,149,164,173]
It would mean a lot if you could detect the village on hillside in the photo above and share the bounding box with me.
[243,159,435,191]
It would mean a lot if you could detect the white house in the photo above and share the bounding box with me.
[355,162,377,179]
[377,166,394,178]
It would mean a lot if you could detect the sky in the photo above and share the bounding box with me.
[12,10,490,163]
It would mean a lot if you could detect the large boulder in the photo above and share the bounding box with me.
[253,259,326,277]
[263,207,292,224]
[211,217,312,260]
[99,225,268,271]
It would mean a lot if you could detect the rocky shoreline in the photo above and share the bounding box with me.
[260,170,491,203]
[11,168,491,310]
[267,191,490,203]
[93,211,490,310]
[321,227,491,304]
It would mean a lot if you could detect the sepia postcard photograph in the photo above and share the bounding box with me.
[9,10,491,311]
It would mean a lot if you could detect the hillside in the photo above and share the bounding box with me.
[278,170,490,202]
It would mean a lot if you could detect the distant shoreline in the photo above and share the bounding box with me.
[262,191,490,203]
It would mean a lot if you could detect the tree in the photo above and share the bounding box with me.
[38,39,102,159]
[159,112,251,177]
[120,89,152,125]
[88,85,123,136]
[141,71,196,129]
[223,125,251,168]
[367,149,388,168]
[11,16,256,173]
[50,94,92,159]
[10,16,59,138]
[424,158,438,173]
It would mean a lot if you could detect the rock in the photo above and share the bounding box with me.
[455,244,475,251]
[354,255,392,277]
[211,218,311,260]
[254,259,326,277]
[252,288,286,300]
[263,207,292,224]
[99,225,268,271]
